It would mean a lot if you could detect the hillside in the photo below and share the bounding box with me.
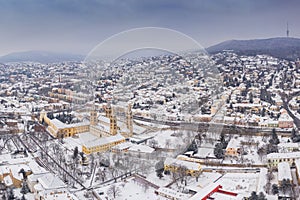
[206,37,300,60]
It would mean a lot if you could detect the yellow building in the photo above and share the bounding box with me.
[0,165,32,188]
[40,104,132,154]
[164,157,202,176]
[40,111,89,138]
[267,152,300,168]
[225,138,240,157]
[82,134,125,154]
[48,88,88,104]
[45,118,89,138]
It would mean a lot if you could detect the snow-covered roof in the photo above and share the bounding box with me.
[232,103,261,108]
[92,123,110,134]
[79,132,98,143]
[112,142,133,151]
[133,124,147,134]
[156,187,190,199]
[51,118,67,129]
[3,175,13,186]
[278,162,292,181]
[295,159,300,172]
[83,134,125,148]
[37,173,67,190]
[257,168,268,193]
[0,166,10,175]
[10,164,31,181]
[28,160,48,174]
[189,183,222,200]
[278,113,293,122]
[267,152,300,160]
[27,172,50,183]
[50,118,89,130]
[278,142,299,149]
[128,144,155,153]
[226,138,240,149]
[98,115,110,124]
[164,157,201,171]
[0,153,31,165]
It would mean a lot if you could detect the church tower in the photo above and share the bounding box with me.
[90,108,98,126]
[126,103,133,137]
[110,108,118,135]
[105,104,112,118]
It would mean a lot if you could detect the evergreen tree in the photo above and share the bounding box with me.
[155,160,164,179]
[249,191,258,200]
[258,192,267,200]
[7,189,15,200]
[272,184,279,195]
[220,132,225,144]
[280,179,292,195]
[187,140,198,153]
[19,168,27,180]
[269,129,279,145]
[73,146,79,159]
[20,181,30,195]
[214,143,224,159]
[249,92,254,103]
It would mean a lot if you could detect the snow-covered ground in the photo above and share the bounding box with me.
[216,172,258,196]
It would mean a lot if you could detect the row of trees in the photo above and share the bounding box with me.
[257,129,279,159]
[248,191,267,200]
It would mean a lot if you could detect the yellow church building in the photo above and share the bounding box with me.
[40,103,134,154]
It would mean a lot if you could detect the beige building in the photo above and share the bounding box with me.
[164,157,202,176]
[278,112,294,128]
[225,138,241,157]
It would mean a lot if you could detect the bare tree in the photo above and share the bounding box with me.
[96,168,106,182]
[171,171,180,187]
[264,182,271,194]
[194,171,201,182]
[89,153,95,174]
[107,184,121,199]
[266,169,274,183]
[177,165,188,186]
[165,139,171,149]
[280,179,292,196]
[257,147,266,162]
[109,167,118,182]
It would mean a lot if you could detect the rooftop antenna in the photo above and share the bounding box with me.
[287,22,289,37]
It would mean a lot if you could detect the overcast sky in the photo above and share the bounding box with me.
[0,0,299,56]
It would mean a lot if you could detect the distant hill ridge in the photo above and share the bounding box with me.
[206,37,300,60]
[0,51,84,63]
[1,37,300,63]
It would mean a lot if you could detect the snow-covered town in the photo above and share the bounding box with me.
[0,49,300,200]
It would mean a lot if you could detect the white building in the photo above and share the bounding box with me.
[278,162,292,184]
[34,173,77,200]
